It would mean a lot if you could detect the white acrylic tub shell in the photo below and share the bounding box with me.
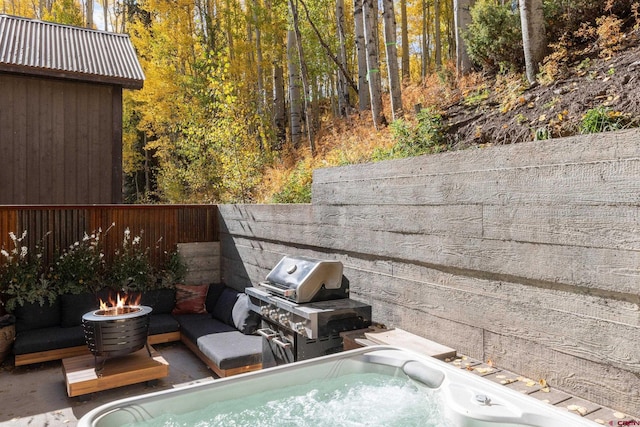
[78,346,599,427]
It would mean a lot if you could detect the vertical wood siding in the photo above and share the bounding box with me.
[218,128,640,416]
[0,205,218,268]
[0,74,121,204]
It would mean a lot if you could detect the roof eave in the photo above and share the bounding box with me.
[0,64,144,89]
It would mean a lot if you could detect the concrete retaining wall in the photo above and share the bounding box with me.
[218,128,640,415]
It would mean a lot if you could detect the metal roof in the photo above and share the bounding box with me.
[0,14,144,89]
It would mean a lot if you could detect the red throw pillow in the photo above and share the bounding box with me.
[172,284,209,315]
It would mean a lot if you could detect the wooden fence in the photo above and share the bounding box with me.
[0,205,218,268]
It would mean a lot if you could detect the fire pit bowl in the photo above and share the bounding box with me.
[82,305,152,360]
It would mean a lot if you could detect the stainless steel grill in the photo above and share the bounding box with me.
[257,256,347,303]
[246,256,371,368]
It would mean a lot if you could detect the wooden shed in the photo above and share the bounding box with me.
[0,14,144,204]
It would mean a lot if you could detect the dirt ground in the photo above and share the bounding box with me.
[443,31,640,150]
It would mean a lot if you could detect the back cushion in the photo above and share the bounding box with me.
[212,287,239,327]
[140,289,176,314]
[205,283,226,313]
[172,284,210,315]
[61,293,100,327]
[232,293,260,335]
[13,299,62,333]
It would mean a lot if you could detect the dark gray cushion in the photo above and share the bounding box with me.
[13,299,61,333]
[232,294,260,335]
[205,283,226,313]
[13,326,85,355]
[148,314,180,335]
[173,313,235,343]
[141,289,176,315]
[197,331,262,369]
[212,287,239,326]
[60,293,99,327]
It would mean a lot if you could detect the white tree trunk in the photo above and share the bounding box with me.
[363,0,386,128]
[421,0,430,79]
[454,0,474,76]
[287,30,302,147]
[400,0,409,81]
[86,0,94,28]
[289,0,315,154]
[273,64,287,150]
[102,0,109,31]
[382,0,403,120]
[225,0,234,59]
[336,0,351,117]
[254,3,265,113]
[434,0,441,69]
[354,0,370,111]
[520,0,546,85]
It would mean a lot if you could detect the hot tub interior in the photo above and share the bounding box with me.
[79,346,597,427]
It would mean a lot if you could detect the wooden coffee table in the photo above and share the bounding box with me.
[62,346,169,397]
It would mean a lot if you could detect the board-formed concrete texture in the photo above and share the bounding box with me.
[218,128,640,416]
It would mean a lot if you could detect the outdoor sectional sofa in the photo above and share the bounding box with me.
[11,284,262,378]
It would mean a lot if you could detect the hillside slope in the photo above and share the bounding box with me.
[257,30,640,203]
[445,34,640,149]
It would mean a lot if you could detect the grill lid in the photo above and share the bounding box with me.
[259,256,346,303]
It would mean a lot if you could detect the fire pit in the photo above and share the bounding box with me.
[82,293,152,374]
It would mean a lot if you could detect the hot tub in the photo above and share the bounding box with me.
[78,346,597,427]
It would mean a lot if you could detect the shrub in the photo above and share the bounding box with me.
[462,0,523,73]
[270,161,313,203]
[0,226,184,310]
[50,230,106,295]
[538,35,572,84]
[159,250,186,286]
[544,0,635,41]
[374,108,447,161]
[106,228,155,293]
[579,107,631,134]
[0,231,56,311]
[595,15,625,58]
[463,87,490,107]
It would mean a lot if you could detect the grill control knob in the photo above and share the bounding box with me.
[260,306,270,316]
[269,309,279,320]
[278,313,289,323]
[292,322,306,335]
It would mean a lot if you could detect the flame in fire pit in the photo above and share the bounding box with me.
[96,292,142,316]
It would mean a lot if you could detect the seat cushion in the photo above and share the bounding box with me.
[173,313,235,343]
[13,326,85,355]
[197,331,262,370]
